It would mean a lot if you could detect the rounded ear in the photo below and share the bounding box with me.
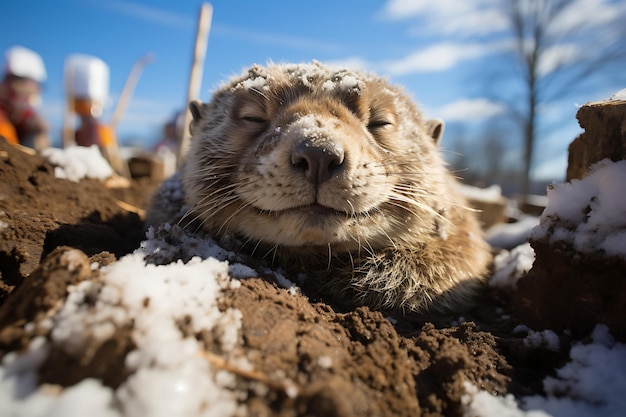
[188,101,204,136]
[189,100,203,121]
[426,119,445,145]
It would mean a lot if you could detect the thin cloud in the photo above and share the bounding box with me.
[537,43,583,77]
[435,8,509,36]
[325,39,514,77]
[380,43,486,74]
[325,57,373,73]
[87,0,195,29]
[436,98,507,122]
[382,0,624,40]
[548,0,626,36]
[212,24,343,53]
[381,0,430,18]
[381,0,507,37]
[89,0,342,53]
[103,96,176,126]
[380,40,513,75]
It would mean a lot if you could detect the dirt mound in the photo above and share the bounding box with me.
[0,137,621,416]
[0,140,154,301]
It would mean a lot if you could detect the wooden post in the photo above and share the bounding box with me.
[107,53,155,177]
[177,2,213,166]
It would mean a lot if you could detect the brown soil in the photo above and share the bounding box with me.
[0,138,582,416]
[513,236,626,342]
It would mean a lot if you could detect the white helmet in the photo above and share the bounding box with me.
[64,54,109,103]
[4,46,47,83]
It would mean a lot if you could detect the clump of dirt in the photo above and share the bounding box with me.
[514,237,626,342]
[0,138,588,416]
[0,139,154,302]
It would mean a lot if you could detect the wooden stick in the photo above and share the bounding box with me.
[106,53,155,178]
[62,63,75,148]
[198,349,300,397]
[106,54,154,178]
[177,2,213,167]
[110,53,155,129]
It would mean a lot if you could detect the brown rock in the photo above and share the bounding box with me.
[466,197,507,229]
[567,99,626,181]
[513,239,626,341]
[515,99,626,340]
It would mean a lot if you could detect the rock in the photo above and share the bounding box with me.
[517,99,626,340]
[567,99,626,181]
[514,157,626,341]
[514,239,626,341]
[459,184,507,229]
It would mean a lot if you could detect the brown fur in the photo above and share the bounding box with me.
[146,62,492,317]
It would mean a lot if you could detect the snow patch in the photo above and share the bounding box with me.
[42,145,114,182]
[463,326,626,417]
[240,76,268,91]
[523,330,560,352]
[530,159,626,257]
[459,184,504,203]
[609,88,626,101]
[486,216,539,250]
[0,250,247,416]
[490,242,535,289]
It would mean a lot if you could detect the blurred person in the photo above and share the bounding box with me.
[153,111,184,154]
[65,54,113,154]
[0,46,50,150]
[73,97,114,151]
[152,111,184,178]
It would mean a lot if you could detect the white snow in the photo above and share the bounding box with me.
[0,246,247,417]
[530,159,626,257]
[459,184,504,203]
[42,145,114,182]
[489,242,535,289]
[468,158,626,417]
[240,76,268,91]
[463,382,551,417]
[609,88,626,101]
[523,329,560,352]
[486,216,539,249]
[284,113,342,145]
[320,73,363,94]
[464,326,626,417]
[317,356,333,369]
[232,62,367,95]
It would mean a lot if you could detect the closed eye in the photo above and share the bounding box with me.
[242,115,268,123]
[367,120,392,129]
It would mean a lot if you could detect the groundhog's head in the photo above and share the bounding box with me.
[182,61,449,253]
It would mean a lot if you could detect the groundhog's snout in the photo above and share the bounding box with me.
[291,138,345,184]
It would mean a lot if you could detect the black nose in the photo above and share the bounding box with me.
[291,139,345,184]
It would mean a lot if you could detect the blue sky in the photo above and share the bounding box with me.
[2,0,625,181]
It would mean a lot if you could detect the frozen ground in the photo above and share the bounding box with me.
[0,144,625,416]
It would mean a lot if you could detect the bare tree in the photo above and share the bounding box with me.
[497,0,626,198]
[483,130,505,181]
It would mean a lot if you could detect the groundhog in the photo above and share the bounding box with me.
[146,61,492,317]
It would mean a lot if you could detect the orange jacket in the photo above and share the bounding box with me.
[0,110,19,145]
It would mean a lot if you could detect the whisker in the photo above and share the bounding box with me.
[327,243,332,271]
